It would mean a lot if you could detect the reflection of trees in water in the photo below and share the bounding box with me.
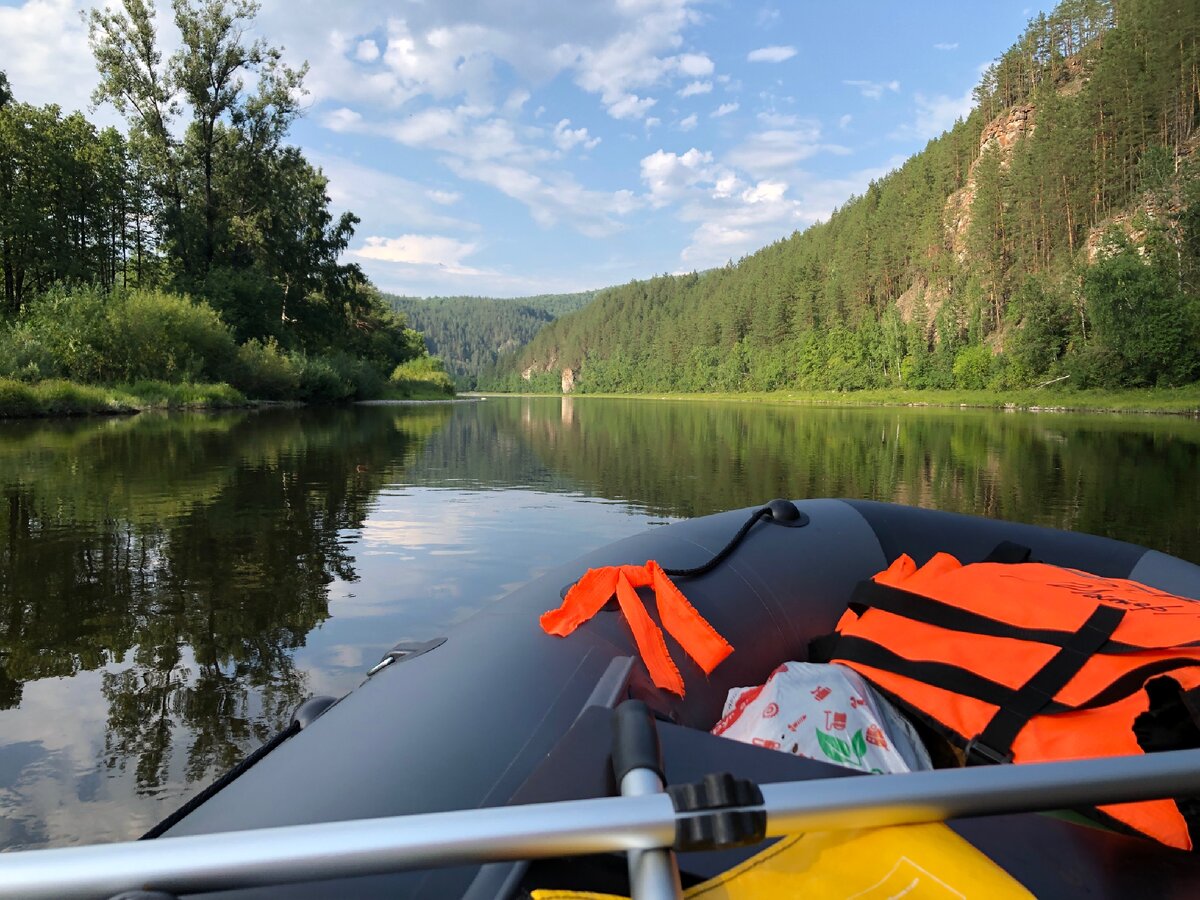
[502,398,1200,562]
[0,406,449,789]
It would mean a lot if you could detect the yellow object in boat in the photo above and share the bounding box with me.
[531,822,1033,899]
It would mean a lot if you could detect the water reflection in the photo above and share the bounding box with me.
[0,407,450,844]
[478,398,1200,558]
[0,398,1197,848]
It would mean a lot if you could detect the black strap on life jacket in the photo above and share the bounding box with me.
[966,603,1125,764]
[832,582,1128,764]
[846,579,1142,653]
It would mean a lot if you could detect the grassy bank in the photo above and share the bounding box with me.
[0,379,249,418]
[0,285,454,417]
[484,385,1200,416]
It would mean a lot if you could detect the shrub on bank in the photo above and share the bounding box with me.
[1,286,236,384]
[107,288,237,382]
[390,356,455,398]
[293,354,355,403]
[0,284,437,408]
[229,339,301,400]
[116,380,246,409]
[0,378,133,416]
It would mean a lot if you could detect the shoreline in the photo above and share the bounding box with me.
[5,379,1199,419]
[0,378,459,420]
[466,387,1200,418]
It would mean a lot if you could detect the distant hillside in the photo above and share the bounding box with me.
[385,291,596,389]
[490,0,1200,395]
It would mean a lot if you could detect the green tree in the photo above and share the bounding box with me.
[86,0,365,349]
[1084,235,1199,385]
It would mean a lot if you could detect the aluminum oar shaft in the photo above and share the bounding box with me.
[3,748,1200,899]
[0,794,677,900]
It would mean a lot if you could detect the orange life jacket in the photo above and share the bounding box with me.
[540,561,734,697]
[829,550,1200,850]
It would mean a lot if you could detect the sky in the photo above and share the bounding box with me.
[0,0,1053,298]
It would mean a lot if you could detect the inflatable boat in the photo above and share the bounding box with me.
[5,498,1200,898]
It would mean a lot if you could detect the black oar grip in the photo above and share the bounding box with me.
[612,700,665,784]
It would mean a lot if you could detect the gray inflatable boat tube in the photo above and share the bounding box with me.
[154,498,1200,898]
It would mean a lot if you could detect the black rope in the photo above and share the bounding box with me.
[140,720,301,840]
[661,506,772,578]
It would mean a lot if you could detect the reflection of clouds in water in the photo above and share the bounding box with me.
[361,517,470,549]
[300,488,666,699]
[319,644,367,670]
[0,668,167,847]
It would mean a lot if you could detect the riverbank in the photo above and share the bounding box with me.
[0,378,460,418]
[0,379,250,418]
[475,385,1200,416]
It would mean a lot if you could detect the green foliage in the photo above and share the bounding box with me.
[386,291,596,389]
[228,338,299,400]
[293,355,355,404]
[389,355,455,398]
[107,287,236,382]
[0,379,42,416]
[1006,278,1074,385]
[953,345,995,390]
[7,285,235,383]
[113,380,245,408]
[1083,236,1200,386]
[0,378,129,416]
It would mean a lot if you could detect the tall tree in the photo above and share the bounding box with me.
[86,0,364,347]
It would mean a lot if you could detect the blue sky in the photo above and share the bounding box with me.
[1,0,1052,298]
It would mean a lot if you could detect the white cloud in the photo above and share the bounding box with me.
[640,147,721,207]
[756,7,781,27]
[844,79,901,100]
[933,42,959,51]
[678,113,698,131]
[891,88,974,141]
[676,53,714,77]
[356,39,380,62]
[425,189,462,206]
[262,1,716,126]
[607,93,658,120]
[742,180,788,204]
[445,157,638,238]
[839,113,853,129]
[726,123,846,175]
[553,118,601,152]
[677,178,808,268]
[678,80,712,98]
[313,154,478,234]
[353,234,480,270]
[568,6,715,119]
[504,89,531,112]
[387,106,468,146]
[322,107,364,132]
[665,155,907,270]
[0,0,112,117]
[747,45,796,64]
[645,116,661,130]
[757,111,798,128]
[712,102,739,118]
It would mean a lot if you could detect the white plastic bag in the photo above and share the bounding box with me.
[712,662,932,774]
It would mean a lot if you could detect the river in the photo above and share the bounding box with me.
[0,397,1197,849]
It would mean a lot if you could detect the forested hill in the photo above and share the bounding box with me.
[386,291,595,389]
[489,0,1200,395]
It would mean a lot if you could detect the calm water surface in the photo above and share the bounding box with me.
[0,397,1198,849]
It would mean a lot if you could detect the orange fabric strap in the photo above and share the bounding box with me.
[539,561,734,697]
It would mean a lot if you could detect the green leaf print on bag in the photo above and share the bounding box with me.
[817,728,870,770]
